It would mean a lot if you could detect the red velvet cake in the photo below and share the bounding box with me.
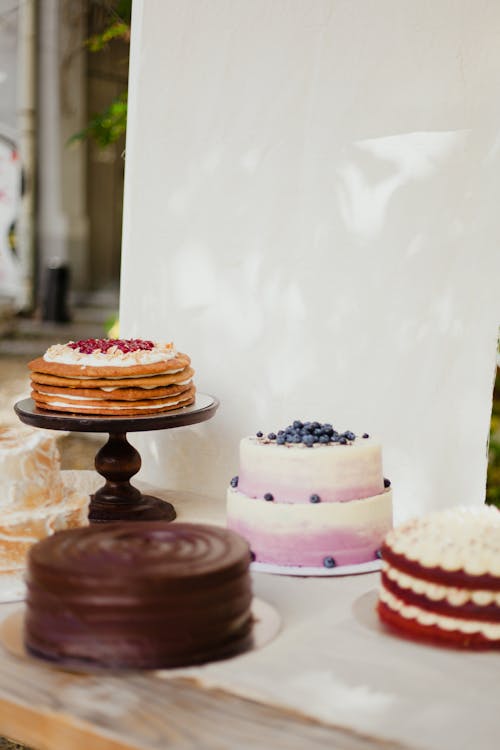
[377,506,500,649]
[25,522,254,669]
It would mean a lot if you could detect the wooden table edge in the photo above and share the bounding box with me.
[0,676,412,750]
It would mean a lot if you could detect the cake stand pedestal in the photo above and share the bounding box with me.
[14,394,219,524]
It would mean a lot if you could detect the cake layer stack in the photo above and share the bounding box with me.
[378,506,500,649]
[227,421,393,568]
[25,522,254,669]
[0,425,88,601]
[29,338,195,416]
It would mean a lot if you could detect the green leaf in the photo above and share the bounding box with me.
[68,92,128,148]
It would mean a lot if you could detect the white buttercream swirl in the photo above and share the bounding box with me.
[384,506,500,577]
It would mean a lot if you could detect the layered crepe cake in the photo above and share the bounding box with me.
[227,421,393,568]
[25,522,254,669]
[29,338,195,416]
[0,425,88,601]
[377,506,500,649]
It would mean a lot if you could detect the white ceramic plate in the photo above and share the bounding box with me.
[251,559,382,577]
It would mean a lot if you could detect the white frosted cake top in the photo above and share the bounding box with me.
[385,506,500,576]
[43,339,176,366]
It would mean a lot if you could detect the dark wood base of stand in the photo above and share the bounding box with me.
[14,394,219,525]
[89,494,176,524]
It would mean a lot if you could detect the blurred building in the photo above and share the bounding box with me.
[0,0,128,319]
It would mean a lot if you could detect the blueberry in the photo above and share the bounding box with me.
[323,423,333,432]
[319,434,330,444]
[293,434,302,443]
[362,433,370,439]
[264,492,274,501]
[256,431,263,437]
[375,549,383,560]
[303,435,314,447]
[277,435,286,445]
[230,476,239,487]
[277,430,285,436]
[384,478,391,488]
[267,432,277,440]
[311,421,320,430]
[345,431,356,441]
[303,422,311,429]
[339,437,348,445]
[314,428,322,437]
[250,550,256,562]
[323,556,336,568]
[293,420,303,429]
[312,435,319,443]
[310,494,321,503]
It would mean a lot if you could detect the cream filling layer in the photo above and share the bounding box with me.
[42,399,185,410]
[43,342,176,366]
[379,583,500,640]
[66,369,184,380]
[38,391,172,402]
[100,378,192,391]
[383,562,500,607]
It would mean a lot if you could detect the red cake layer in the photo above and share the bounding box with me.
[380,542,500,591]
[377,600,500,650]
[381,571,500,622]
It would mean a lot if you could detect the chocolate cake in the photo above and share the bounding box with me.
[25,522,254,669]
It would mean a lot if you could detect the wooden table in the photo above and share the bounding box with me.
[0,480,497,750]
[0,601,401,750]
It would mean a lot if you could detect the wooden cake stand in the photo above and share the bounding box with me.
[14,394,219,524]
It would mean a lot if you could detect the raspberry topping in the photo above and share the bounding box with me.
[68,338,156,354]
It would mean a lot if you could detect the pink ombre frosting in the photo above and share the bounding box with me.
[238,436,384,503]
[227,487,393,566]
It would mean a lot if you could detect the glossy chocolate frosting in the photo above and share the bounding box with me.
[25,522,254,669]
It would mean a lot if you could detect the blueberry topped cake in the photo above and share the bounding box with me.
[378,506,500,649]
[29,338,195,416]
[227,421,393,568]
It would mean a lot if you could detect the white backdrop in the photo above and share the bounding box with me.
[120,0,500,523]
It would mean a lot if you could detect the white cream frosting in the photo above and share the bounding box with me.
[227,486,392,533]
[379,583,500,641]
[385,506,500,577]
[44,399,184,410]
[239,435,385,503]
[43,341,177,367]
[383,562,500,607]
[0,428,89,601]
[0,426,64,511]
[38,391,174,402]
[0,571,26,603]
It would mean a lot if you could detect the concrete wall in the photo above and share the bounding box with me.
[121,0,500,522]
